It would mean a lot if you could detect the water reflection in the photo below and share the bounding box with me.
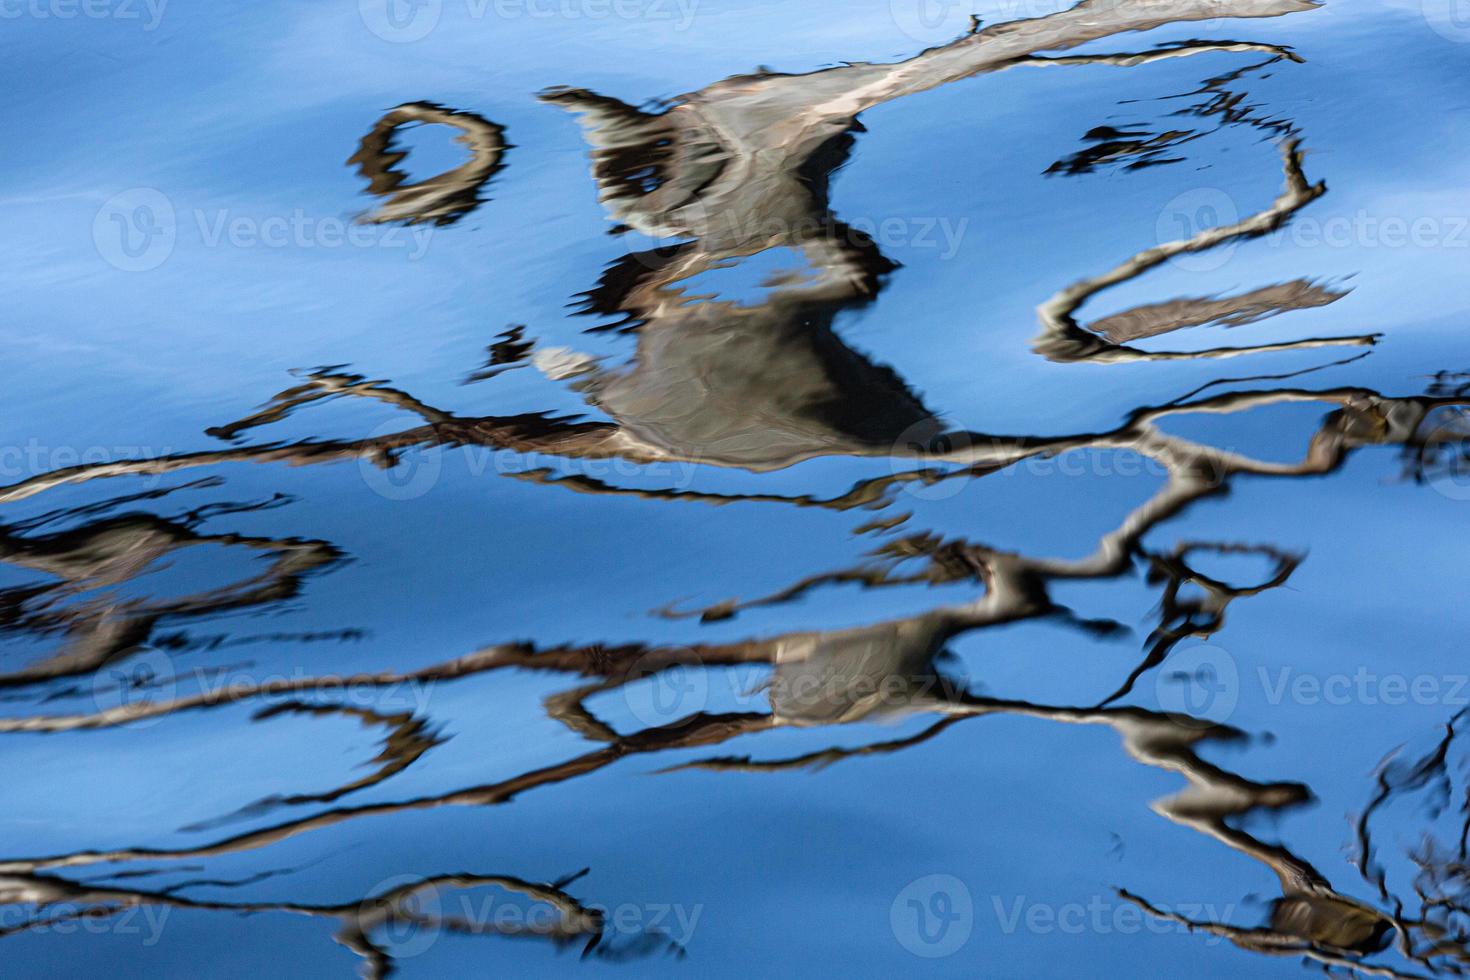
[348,102,509,227]
[2,363,1465,973]
[0,867,662,979]
[4,0,1468,976]
[0,481,342,690]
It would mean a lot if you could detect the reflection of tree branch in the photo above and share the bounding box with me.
[4,384,1465,737]
[1117,889,1413,976]
[205,367,454,442]
[506,465,968,512]
[3,7,1459,977]
[654,534,983,622]
[1013,40,1301,71]
[659,716,963,773]
[1034,140,1379,363]
[1095,542,1301,707]
[0,868,622,980]
[0,709,775,877]
[178,702,446,831]
[1087,279,1348,344]
[347,102,508,227]
[0,496,343,690]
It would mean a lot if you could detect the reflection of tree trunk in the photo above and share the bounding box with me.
[519,1,1364,468]
[618,0,1322,242]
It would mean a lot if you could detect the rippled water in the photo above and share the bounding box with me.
[5,0,1470,976]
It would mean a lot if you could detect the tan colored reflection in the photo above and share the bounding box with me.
[348,101,508,227]
[528,2,1373,466]
[0,484,342,690]
[0,1,1461,975]
[332,1,1376,470]
[1,377,1466,974]
[0,867,657,980]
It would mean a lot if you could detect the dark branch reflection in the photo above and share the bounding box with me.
[348,102,509,227]
[2,0,1464,977]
